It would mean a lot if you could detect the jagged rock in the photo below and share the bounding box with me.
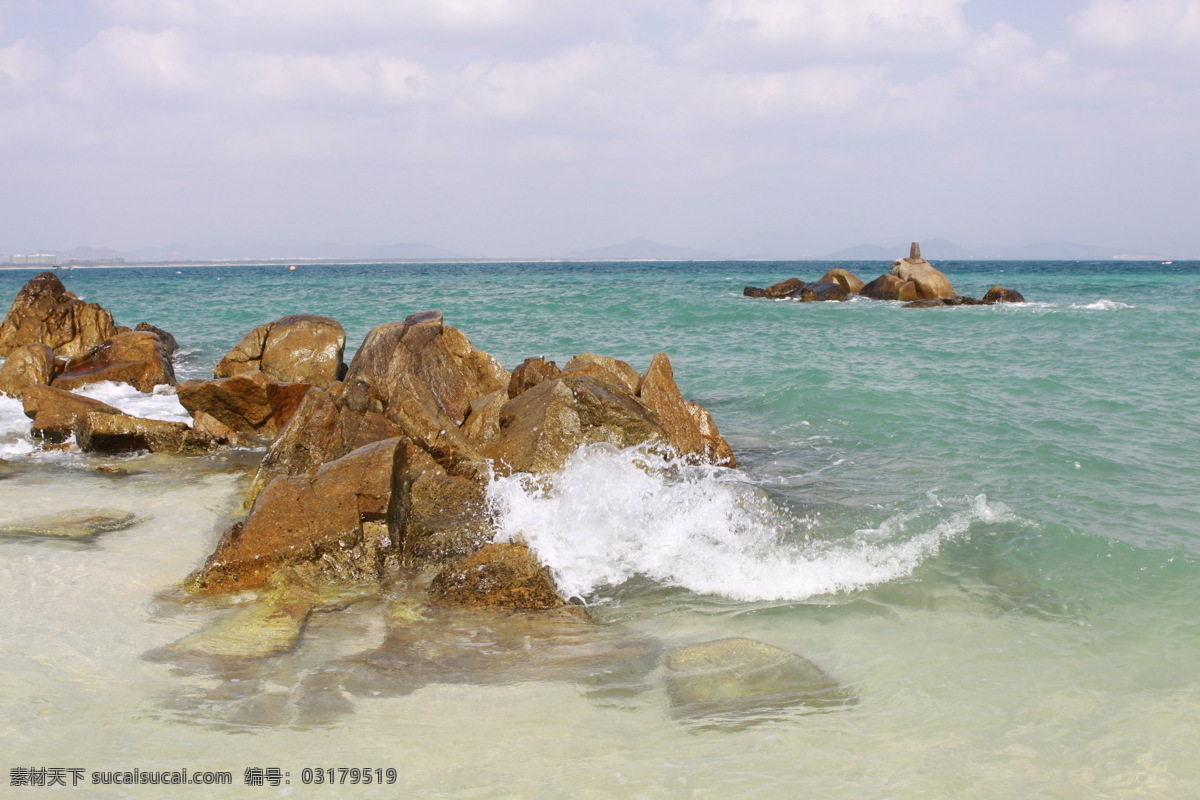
[0,343,55,398]
[890,242,956,299]
[982,285,1026,304]
[945,296,982,306]
[214,314,347,389]
[792,281,849,302]
[0,508,138,539]
[428,542,565,610]
[134,322,179,354]
[186,438,402,594]
[486,375,668,476]
[562,353,640,395]
[338,311,508,476]
[177,371,312,441]
[859,274,920,302]
[818,268,865,293]
[462,389,506,450]
[246,387,402,504]
[388,438,493,569]
[665,638,854,723]
[742,286,768,298]
[764,278,804,299]
[0,272,118,357]
[190,411,248,447]
[51,331,176,393]
[637,353,736,467]
[507,357,561,399]
[74,411,202,455]
[21,385,125,443]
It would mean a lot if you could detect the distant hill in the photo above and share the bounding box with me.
[126,241,462,262]
[565,237,728,261]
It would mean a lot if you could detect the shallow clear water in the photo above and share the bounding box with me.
[1,261,1197,798]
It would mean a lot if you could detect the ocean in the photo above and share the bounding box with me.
[1,260,1197,798]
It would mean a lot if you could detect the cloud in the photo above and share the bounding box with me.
[1070,0,1200,51]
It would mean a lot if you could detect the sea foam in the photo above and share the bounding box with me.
[487,443,1008,603]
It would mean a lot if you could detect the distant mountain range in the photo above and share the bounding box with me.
[564,237,728,261]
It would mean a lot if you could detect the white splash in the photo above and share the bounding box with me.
[1073,299,1131,311]
[72,381,191,423]
[487,444,1008,603]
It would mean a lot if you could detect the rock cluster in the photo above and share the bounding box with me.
[742,242,1027,306]
[187,309,736,614]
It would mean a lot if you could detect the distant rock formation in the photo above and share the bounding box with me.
[0,272,118,357]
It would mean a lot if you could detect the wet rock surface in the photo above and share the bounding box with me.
[0,508,139,539]
[52,330,176,393]
[0,343,55,398]
[665,637,856,725]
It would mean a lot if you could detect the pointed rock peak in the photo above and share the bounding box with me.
[909,242,922,260]
[404,310,443,328]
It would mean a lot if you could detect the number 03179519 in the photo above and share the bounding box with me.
[300,768,398,785]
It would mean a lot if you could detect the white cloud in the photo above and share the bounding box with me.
[1071,0,1200,51]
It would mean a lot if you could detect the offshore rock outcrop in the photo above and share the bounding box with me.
[743,242,1026,306]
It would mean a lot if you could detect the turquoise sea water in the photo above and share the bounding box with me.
[1,260,1197,798]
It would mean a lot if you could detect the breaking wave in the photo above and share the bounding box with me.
[487,443,1012,603]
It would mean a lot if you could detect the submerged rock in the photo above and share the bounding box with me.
[0,272,118,358]
[664,638,854,724]
[742,286,768,298]
[428,542,566,610]
[0,343,55,398]
[0,508,138,539]
[52,330,176,393]
[215,314,347,390]
[792,281,850,302]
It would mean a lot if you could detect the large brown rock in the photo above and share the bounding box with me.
[187,438,403,594]
[52,331,176,393]
[890,242,955,299]
[561,353,640,395]
[428,542,565,610]
[339,311,508,475]
[388,438,493,570]
[0,343,55,398]
[859,274,920,302]
[486,375,668,476]
[818,268,865,293]
[21,385,125,443]
[215,314,347,389]
[177,371,312,441]
[247,387,402,504]
[462,388,506,451]
[74,411,203,455]
[637,353,736,467]
[0,273,119,357]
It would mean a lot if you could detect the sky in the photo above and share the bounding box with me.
[1,0,1197,258]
